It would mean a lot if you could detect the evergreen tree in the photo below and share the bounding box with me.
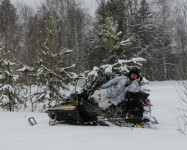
[96,0,138,40]
[35,16,77,106]
[94,16,133,64]
[0,48,21,111]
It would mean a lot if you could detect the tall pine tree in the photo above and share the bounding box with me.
[35,16,77,106]
[94,17,133,64]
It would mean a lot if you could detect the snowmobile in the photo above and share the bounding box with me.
[45,79,158,127]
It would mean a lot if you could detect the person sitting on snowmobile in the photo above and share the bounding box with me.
[92,67,143,109]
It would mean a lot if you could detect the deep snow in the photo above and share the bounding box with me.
[0,81,187,150]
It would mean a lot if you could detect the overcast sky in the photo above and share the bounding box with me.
[10,0,98,17]
[79,0,98,17]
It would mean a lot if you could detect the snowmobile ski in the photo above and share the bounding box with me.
[28,117,37,126]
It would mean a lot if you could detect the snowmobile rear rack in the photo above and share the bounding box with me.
[28,117,37,126]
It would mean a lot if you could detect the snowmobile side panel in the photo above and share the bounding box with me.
[51,109,84,125]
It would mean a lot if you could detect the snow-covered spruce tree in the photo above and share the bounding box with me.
[94,17,134,64]
[85,58,147,90]
[90,16,147,90]
[0,50,21,111]
[35,16,77,108]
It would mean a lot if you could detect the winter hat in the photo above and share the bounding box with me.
[129,67,141,78]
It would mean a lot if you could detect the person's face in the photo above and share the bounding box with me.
[130,73,138,80]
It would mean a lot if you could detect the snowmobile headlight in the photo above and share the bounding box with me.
[136,125,142,128]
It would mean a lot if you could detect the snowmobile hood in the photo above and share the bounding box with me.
[46,100,79,112]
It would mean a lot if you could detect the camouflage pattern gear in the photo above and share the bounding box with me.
[101,75,142,105]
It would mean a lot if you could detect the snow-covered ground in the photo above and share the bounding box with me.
[0,81,187,150]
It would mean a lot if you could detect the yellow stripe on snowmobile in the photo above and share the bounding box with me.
[50,106,76,111]
[76,100,79,106]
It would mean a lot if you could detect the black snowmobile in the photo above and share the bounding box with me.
[45,79,158,127]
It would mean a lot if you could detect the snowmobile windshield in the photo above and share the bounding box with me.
[58,93,78,105]
[75,78,87,93]
[68,93,78,101]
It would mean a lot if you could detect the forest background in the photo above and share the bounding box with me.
[0,0,187,112]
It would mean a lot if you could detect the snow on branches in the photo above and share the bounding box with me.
[85,58,146,90]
